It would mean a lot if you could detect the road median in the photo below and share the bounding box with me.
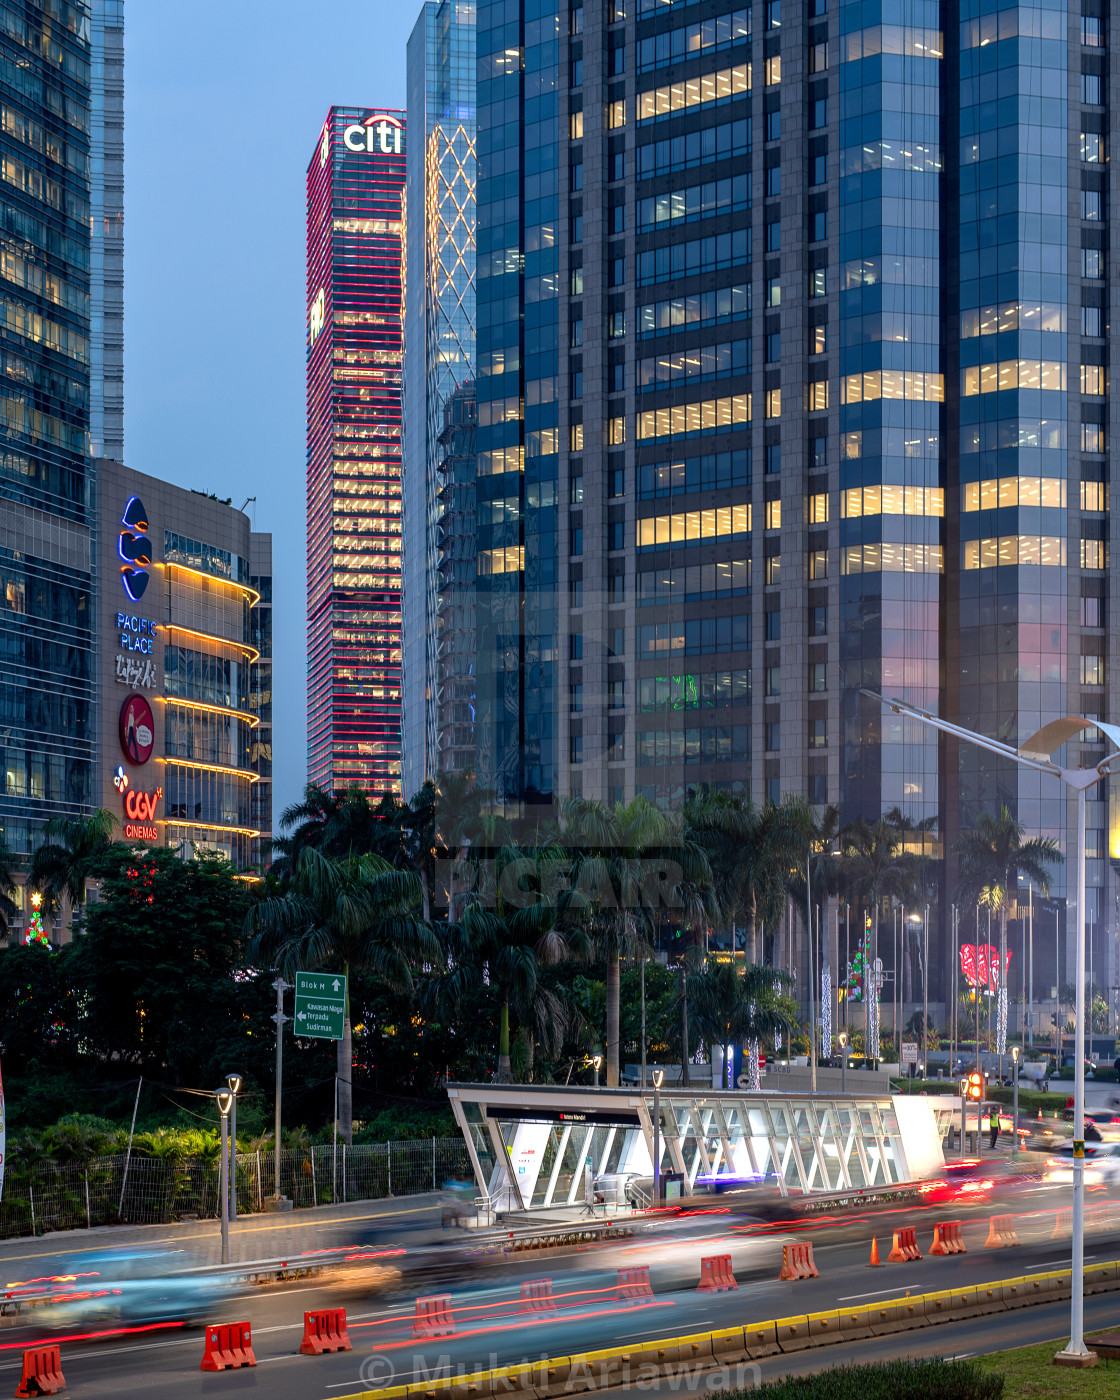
[337,1259,1120,1400]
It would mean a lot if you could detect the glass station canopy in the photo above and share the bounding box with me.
[446,1083,944,1211]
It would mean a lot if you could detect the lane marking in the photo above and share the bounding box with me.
[1039,1255,1096,1267]
[837,1287,918,1301]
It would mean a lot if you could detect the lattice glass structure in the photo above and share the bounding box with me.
[403,0,477,795]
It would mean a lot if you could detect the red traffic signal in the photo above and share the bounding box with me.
[966,1071,985,1101]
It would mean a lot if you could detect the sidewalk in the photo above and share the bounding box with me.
[0,1191,445,1272]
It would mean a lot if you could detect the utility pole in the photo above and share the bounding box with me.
[267,977,292,1210]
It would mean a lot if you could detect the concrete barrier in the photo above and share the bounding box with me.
[331,1257,1120,1400]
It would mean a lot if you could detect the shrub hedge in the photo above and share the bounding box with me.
[724,1358,1003,1400]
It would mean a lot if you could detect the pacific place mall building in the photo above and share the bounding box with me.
[94,460,272,871]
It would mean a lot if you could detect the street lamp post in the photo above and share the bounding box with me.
[593,1054,602,1088]
[225,1074,243,1220]
[838,1030,849,1093]
[270,977,291,1208]
[216,1088,233,1265]
[1011,1046,1020,1159]
[863,691,1114,1368]
[651,1069,664,1205]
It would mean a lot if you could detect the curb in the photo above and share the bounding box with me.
[335,1258,1120,1400]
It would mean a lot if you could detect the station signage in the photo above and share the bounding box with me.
[343,114,404,155]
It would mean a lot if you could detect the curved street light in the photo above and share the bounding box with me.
[863,689,1119,1368]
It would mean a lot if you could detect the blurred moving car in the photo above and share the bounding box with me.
[41,1251,238,1332]
[1043,1141,1120,1187]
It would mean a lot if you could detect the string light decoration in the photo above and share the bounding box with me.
[26,891,48,948]
[748,1037,761,1090]
[997,985,1008,1054]
[773,978,783,1050]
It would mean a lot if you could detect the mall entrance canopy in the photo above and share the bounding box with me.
[446,1082,944,1212]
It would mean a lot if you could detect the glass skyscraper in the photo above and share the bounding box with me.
[306,106,407,798]
[89,0,123,461]
[460,0,1119,1001]
[0,0,94,872]
[404,0,478,796]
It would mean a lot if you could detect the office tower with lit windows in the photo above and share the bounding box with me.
[306,106,407,797]
[89,0,123,460]
[466,0,1120,1004]
[404,0,478,795]
[0,0,94,883]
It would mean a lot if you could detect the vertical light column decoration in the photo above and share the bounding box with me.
[820,962,832,1057]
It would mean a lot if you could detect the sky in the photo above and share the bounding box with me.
[126,3,416,829]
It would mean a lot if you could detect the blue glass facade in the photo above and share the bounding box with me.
[453,0,1120,1000]
[0,0,94,867]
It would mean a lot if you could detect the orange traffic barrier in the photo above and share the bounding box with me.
[887,1227,921,1262]
[697,1254,738,1293]
[15,1345,66,1397]
[616,1265,655,1302]
[929,1220,967,1256]
[412,1294,456,1338]
[1052,1208,1071,1240]
[868,1236,883,1267]
[299,1307,352,1355]
[519,1278,557,1315]
[778,1242,819,1280]
[984,1215,1020,1249]
[200,1321,257,1371]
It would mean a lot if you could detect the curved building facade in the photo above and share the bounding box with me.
[95,459,271,870]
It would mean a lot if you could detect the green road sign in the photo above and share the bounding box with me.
[294,971,347,1040]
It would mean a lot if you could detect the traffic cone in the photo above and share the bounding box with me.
[1037,1108,1043,1123]
[869,1236,883,1267]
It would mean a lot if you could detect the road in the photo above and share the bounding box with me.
[0,1181,1115,1397]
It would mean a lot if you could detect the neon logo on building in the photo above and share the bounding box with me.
[319,122,330,167]
[119,496,152,602]
[309,287,326,346]
[343,114,404,155]
[123,785,162,842]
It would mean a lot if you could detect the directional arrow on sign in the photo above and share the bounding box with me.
[293,971,347,1041]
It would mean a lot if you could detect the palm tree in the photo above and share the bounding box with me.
[839,813,915,1062]
[272,783,394,874]
[687,961,795,1089]
[956,805,1062,1051]
[684,794,805,963]
[246,847,438,1141]
[439,841,582,1081]
[29,809,116,935]
[0,838,20,927]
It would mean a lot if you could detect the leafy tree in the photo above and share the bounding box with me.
[29,809,115,934]
[247,847,437,1139]
[71,846,256,1086]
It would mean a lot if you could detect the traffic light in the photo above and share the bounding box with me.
[966,1070,986,1101]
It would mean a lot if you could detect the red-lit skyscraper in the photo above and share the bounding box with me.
[306,107,406,796]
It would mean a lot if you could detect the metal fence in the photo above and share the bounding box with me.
[0,1137,473,1240]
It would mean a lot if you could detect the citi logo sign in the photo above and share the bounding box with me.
[119,496,152,602]
[309,287,326,346]
[343,114,404,155]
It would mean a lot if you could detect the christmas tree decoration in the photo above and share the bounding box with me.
[26,891,48,948]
